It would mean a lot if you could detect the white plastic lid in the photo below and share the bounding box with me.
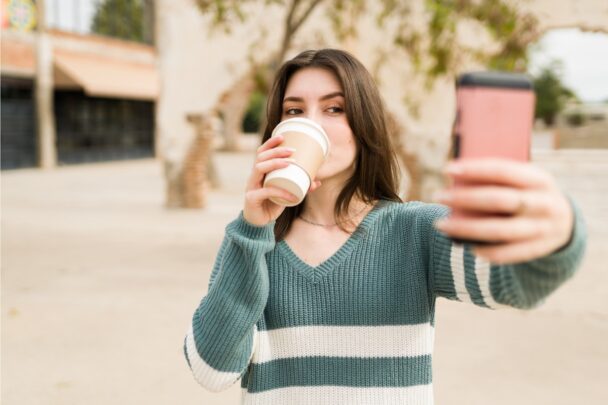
[272,117,330,157]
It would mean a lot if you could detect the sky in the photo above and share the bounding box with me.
[528,28,608,103]
[46,0,98,34]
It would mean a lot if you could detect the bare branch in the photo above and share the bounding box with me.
[284,0,301,33]
[291,0,324,34]
[277,0,301,63]
[278,0,324,63]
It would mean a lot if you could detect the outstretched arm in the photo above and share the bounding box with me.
[429,159,586,309]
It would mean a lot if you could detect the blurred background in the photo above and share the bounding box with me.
[1,0,607,404]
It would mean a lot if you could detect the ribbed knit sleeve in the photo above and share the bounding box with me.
[183,212,275,392]
[428,198,587,310]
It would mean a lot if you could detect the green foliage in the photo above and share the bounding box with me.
[196,0,539,105]
[533,63,578,126]
[91,0,144,42]
[242,90,267,133]
[326,0,366,41]
[195,0,284,32]
[565,111,585,127]
[420,0,536,80]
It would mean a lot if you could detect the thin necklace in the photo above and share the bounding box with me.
[298,204,369,227]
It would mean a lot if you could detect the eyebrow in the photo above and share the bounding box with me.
[283,91,344,103]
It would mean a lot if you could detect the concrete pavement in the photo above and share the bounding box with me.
[2,146,607,404]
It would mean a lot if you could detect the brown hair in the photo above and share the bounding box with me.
[263,49,402,240]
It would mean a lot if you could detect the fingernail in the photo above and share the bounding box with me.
[285,147,297,153]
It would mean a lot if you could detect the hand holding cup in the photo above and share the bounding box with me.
[263,118,330,207]
[242,133,323,227]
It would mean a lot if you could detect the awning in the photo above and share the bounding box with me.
[53,50,159,101]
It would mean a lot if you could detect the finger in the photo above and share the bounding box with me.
[434,186,521,214]
[255,158,296,176]
[248,158,294,188]
[309,180,322,192]
[445,158,554,190]
[434,216,548,243]
[472,237,557,264]
[256,146,295,163]
[435,187,547,216]
[246,186,300,205]
[257,135,284,154]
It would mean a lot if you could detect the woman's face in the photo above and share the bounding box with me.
[281,67,357,184]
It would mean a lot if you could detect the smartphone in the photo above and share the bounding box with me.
[449,71,535,243]
[452,71,535,162]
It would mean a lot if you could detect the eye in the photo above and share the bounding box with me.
[285,107,303,115]
[327,105,344,114]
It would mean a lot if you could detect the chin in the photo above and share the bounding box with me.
[314,164,354,184]
[314,166,329,180]
[314,166,338,181]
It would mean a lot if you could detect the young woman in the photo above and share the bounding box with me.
[184,49,586,404]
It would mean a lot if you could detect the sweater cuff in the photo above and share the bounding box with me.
[226,211,276,242]
[536,195,586,268]
[488,196,587,309]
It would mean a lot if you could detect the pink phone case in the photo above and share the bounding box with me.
[450,72,535,233]
[453,74,535,162]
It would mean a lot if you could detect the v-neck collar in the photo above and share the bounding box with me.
[276,199,389,283]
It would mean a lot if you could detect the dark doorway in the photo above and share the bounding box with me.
[54,91,154,165]
[1,77,37,170]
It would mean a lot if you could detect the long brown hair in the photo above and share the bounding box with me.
[263,49,402,240]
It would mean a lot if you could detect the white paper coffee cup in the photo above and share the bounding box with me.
[263,118,330,207]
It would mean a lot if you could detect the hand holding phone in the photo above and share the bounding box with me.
[446,71,536,244]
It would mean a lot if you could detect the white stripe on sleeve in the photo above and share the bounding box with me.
[450,243,472,303]
[185,324,256,392]
[473,257,511,310]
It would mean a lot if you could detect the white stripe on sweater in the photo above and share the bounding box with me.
[252,323,433,364]
[241,384,434,405]
[474,257,511,309]
[185,324,257,392]
[450,243,472,302]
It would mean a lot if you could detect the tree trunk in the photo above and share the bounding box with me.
[165,112,218,209]
[142,0,155,45]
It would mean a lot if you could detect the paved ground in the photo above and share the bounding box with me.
[2,145,607,404]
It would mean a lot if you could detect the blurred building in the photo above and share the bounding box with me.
[1,0,158,170]
[3,0,606,189]
[556,101,608,148]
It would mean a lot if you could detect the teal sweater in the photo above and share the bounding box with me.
[184,200,586,404]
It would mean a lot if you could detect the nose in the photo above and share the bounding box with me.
[303,110,322,126]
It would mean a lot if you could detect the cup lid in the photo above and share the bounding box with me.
[271,117,330,157]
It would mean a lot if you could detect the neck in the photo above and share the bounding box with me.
[300,176,368,227]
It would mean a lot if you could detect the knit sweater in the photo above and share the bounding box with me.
[184,199,586,404]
